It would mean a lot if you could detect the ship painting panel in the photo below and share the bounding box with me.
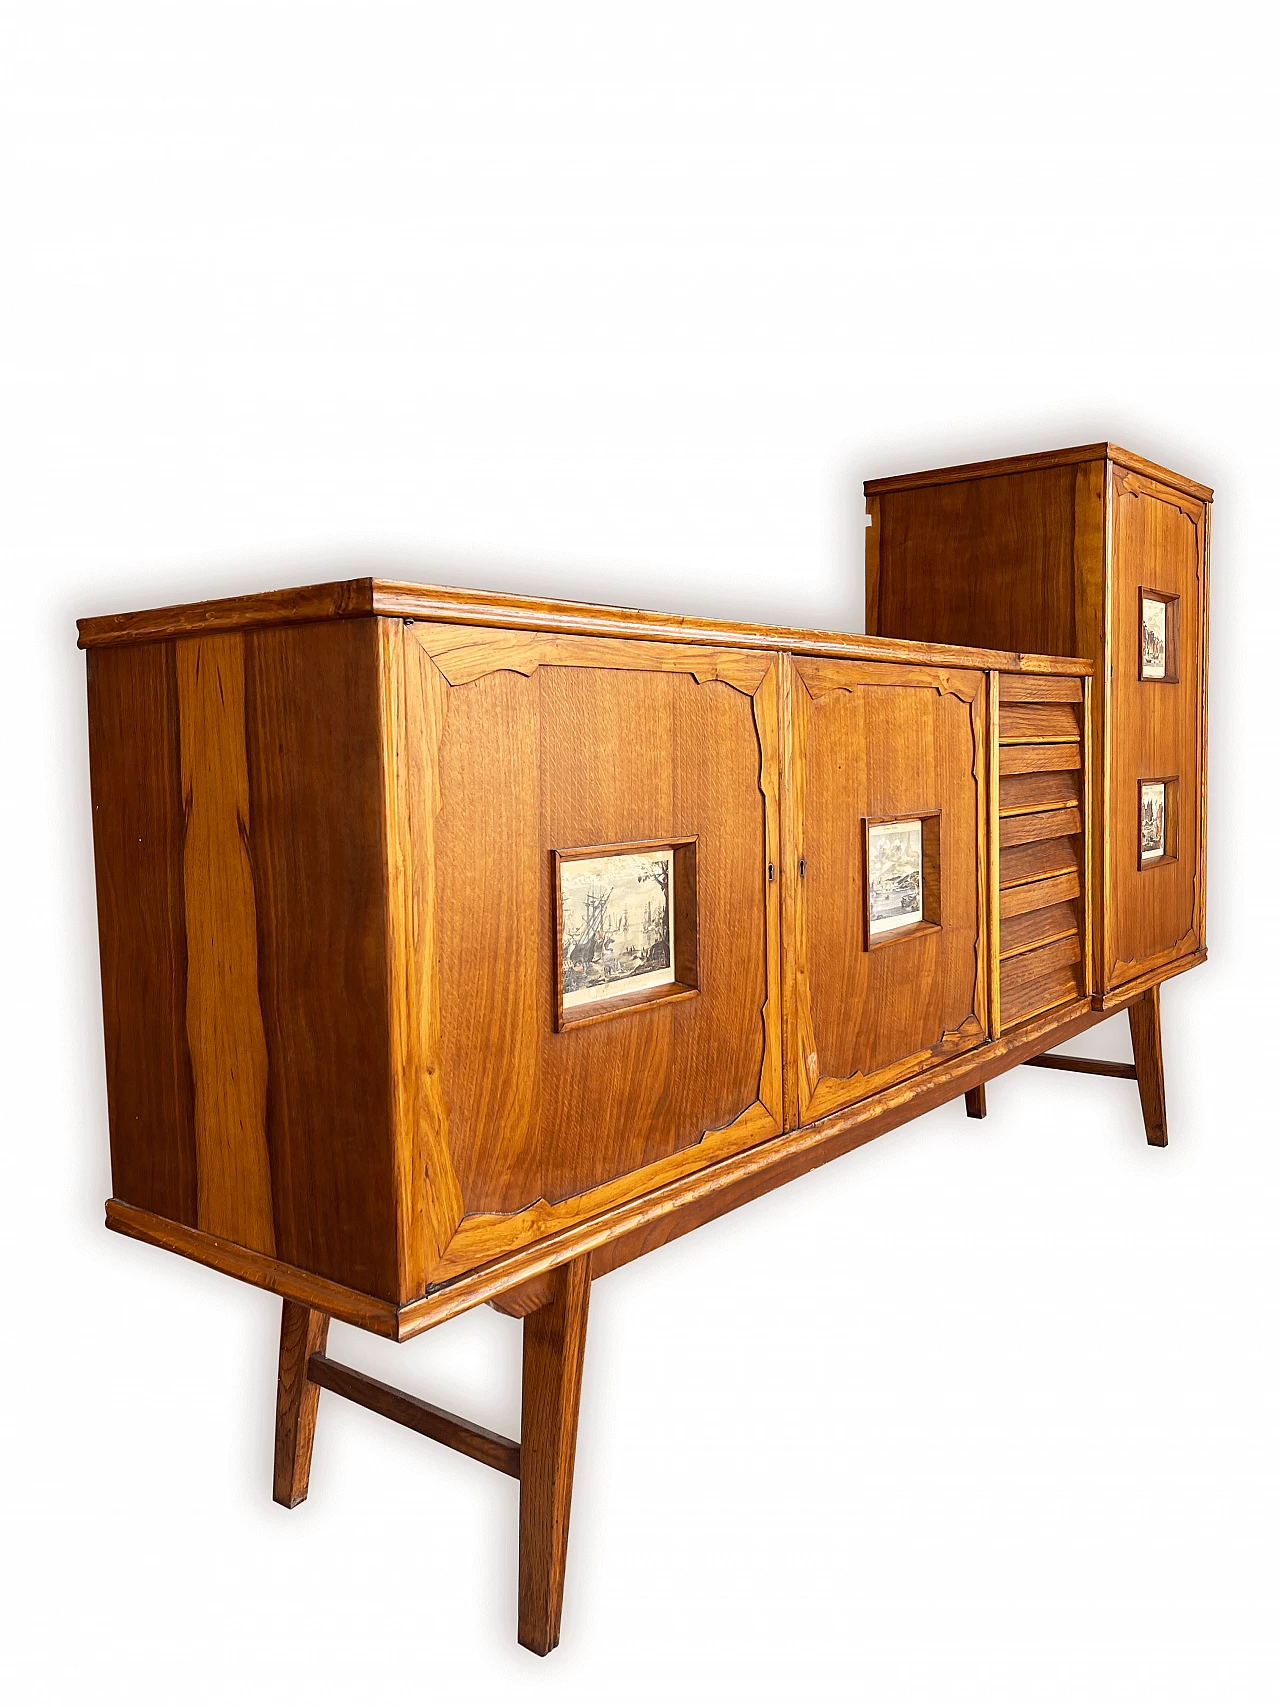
[1141,595,1167,679]
[1140,782,1167,862]
[866,819,924,937]
[560,849,675,1009]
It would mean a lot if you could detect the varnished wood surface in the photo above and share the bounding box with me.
[1104,470,1206,989]
[864,444,1209,1009]
[108,991,1113,1339]
[1128,985,1168,1147]
[789,658,987,1125]
[1025,1054,1137,1080]
[78,577,1091,679]
[307,1353,521,1478]
[864,442,1212,503]
[519,1255,591,1655]
[273,1300,330,1507]
[964,1085,987,1119]
[90,619,402,1303]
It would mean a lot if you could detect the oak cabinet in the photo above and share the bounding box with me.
[865,444,1210,997]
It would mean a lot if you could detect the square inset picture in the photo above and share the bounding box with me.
[1138,777,1179,868]
[863,812,941,947]
[554,839,698,1028]
[1139,588,1180,682]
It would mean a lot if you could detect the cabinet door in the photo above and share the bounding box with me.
[1104,469,1208,990]
[388,622,784,1291]
[789,658,990,1129]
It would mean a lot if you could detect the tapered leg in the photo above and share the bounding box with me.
[273,1299,330,1508]
[965,1084,987,1120]
[518,1253,592,1655]
[1128,985,1168,1148]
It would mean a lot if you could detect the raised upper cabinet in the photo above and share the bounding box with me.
[865,444,1210,998]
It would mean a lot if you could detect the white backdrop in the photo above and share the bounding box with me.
[3,6,1277,1704]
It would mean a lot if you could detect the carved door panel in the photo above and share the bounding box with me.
[788,657,990,1129]
[387,622,784,1290]
[1104,469,1208,990]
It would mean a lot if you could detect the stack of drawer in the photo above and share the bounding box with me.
[996,675,1089,1028]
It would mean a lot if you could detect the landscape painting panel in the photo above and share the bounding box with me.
[867,819,923,937]
[1140,782,1166,860]
[1141,596,1167,678]
[561,849,675,1008]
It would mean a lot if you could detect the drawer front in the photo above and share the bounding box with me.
[996,671,1088,1029]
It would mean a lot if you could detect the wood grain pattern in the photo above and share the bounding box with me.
[864,442,1212,504]
[999,806,1082,849]
[1128,984,1168,1147]
[86,644,197,1224]
[243,620,400,1302]
[273,1300,330,1507]
[176,633,275,1254]
[110,986,1110,1341]
[401,624,783,1285]
[998,703,1081,743]
[519,1255,591,1656]
[999,836,1081,889]
[1000,741,1082,777]
[1103,471,1205,989]
[863,444,1208,1009]
[790,659,988,1122]
[998,771,1080,815]
[999,901,1079,960]
[1000,869,1081,920]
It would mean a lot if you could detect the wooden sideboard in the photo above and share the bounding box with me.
[78,444,1209,1652]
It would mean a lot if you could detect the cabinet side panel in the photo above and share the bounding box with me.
[1104,475,1206,987]
[871,466,1080,656]
[86,644,198,1223]
[244,620,400,1303]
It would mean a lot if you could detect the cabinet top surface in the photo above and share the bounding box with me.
[864,443,1213,503]
[76,576,1091,676]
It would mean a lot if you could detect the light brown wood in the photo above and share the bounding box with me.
[273,1300,330,1508]
[519,1254,591,1656]
[1127,985,1168,1147]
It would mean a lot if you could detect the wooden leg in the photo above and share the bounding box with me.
[518,1253,592,1656]
[273,1299,330,1508]
[1128,985,1168,1148]
[965,1084,987,1120]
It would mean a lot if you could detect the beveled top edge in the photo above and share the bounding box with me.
[76,574,1091,676]
[864,443,1213,503]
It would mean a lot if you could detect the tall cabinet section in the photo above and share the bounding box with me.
[864,445,1211,1004]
